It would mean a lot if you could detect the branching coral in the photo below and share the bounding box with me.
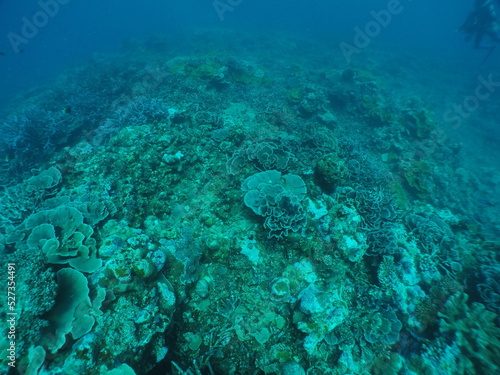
[437,293,500,374]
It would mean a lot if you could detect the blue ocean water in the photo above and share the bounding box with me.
[0,1,499,374]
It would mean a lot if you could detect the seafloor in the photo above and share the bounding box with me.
[0,29,499,375]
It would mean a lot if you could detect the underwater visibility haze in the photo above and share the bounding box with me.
[0,0,499,374]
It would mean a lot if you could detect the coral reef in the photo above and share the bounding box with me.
[0,29,497,375]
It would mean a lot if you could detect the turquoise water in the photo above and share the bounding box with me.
[0,1,499,374]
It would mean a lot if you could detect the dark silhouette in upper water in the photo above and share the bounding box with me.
[459,0,500,49]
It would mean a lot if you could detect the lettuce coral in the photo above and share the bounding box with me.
[43,268,94,353]
[360,309,402,345]
[7,206,102,272]
[242,170,307,238]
